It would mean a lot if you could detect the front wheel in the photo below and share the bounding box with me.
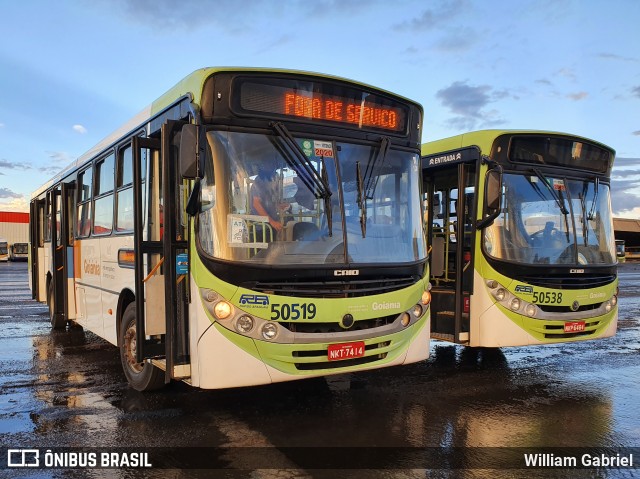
[119,303,165,391]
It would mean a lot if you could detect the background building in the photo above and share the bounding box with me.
[0,211,29,244]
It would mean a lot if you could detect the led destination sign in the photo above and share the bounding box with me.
[283,93,401,131]
[238,78,409,133]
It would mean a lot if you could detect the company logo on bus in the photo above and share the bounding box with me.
[514,285,533,294]
[239,294,270,306]
[334,269,359,276]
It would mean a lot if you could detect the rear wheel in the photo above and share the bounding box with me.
[47,281,66,329]
[119,302,165,391]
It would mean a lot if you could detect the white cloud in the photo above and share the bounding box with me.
[0,196,29,212]
[72,124,88,134]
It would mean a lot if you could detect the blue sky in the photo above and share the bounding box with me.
[1,0,639,215]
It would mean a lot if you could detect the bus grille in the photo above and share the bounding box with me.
[281,315,397,333]
[247,277,419,298]
[293,341,390,370]
[543,320,600,339]
[537,302,602,314]
[520,274,616,289]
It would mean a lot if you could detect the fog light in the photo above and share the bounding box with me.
[486,279,498,289]
[413,304,423,317]
[214,301,233,320]
[611,295,618,307]
[203,289,217,302]
[262,322,278,340]
[495,288,506,302]
[605,301,612,313]
[525,304,537,317]
[421,291,432,305]
[235,315,254,333]
[510,298,521,311]
[400,312,411,327]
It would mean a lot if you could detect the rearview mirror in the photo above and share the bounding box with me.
[179,124,199,179]
[477,168,502,229]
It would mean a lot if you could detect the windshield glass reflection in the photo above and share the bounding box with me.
[484,173,615,265]
[198,131,426,266]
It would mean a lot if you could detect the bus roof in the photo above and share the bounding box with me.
[421,129,615,158]
[32,67,421,199]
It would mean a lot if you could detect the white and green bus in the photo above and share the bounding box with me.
[422,130,618,347]
[30,67,430,391]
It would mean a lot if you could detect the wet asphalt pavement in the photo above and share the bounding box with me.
[0,261,639,478]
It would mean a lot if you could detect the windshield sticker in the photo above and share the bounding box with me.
[228,214,268,249]
[298,139,335,160]
[553,179,565,191]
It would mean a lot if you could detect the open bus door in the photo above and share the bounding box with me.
[423,150,479,344]
[47,182,74,329]
[132,120,191,386]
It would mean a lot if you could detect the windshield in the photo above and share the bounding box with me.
[198,130,425,266]
[483,173,615,265]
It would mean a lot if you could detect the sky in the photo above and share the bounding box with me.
[1,0,639,216]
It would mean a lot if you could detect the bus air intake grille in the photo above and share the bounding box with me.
[519,274,616,289]
[293,342,391,370]
[281,315,397,333]
[246,277,419,298]
[537,303,601,314]
[543,320,600,339]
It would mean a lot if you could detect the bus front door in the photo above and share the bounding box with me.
[133,121,191,383]
[425,162,476,344]
[48,183,74,329]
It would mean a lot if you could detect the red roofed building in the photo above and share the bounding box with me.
[0,211,30,244]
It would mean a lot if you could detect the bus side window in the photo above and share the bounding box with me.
[116,145,134,232]
[77,167,93,237]
[93,153,115,235]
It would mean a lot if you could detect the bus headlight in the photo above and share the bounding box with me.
[510,298,521,311]
[421,291,432,305]
[401,312,411,327]
[611,295,618,307]
[605,301,612,313]
[525,304,537,317]
[494,288,507,302]
[486,279,498,289]
[235,315,254,334]
[214,301,233,320]
[413,304,423,317]
[261,322,278,340]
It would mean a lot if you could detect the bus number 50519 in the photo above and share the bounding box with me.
[270,303,317,320]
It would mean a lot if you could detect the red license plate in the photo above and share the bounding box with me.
[564,321,586,333]
[327,341,365,361]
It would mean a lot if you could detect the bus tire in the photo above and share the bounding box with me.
[119,303,165,391]
[48,282,66,330]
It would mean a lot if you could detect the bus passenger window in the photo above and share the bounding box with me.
[116,146,134,232]
[77,167,93,237]
[93,154,115,235]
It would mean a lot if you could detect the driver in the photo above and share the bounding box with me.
[250,162,290,233]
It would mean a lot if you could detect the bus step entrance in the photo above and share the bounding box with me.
[432,332,455,342]
[151,359,192,380]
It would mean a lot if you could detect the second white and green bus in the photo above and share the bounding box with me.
[30,67,431,391]
[422,130,618,347]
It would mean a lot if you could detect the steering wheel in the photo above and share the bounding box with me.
[529,227,558,242]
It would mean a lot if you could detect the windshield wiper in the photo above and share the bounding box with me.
[270,122,332,200]
[532,168,568,215]
[532,168,571,242]
[270,121,333,236]
[356,161,366,237]
[364,136,391,200]
[356,137,391,238]
[588,177,599,221]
